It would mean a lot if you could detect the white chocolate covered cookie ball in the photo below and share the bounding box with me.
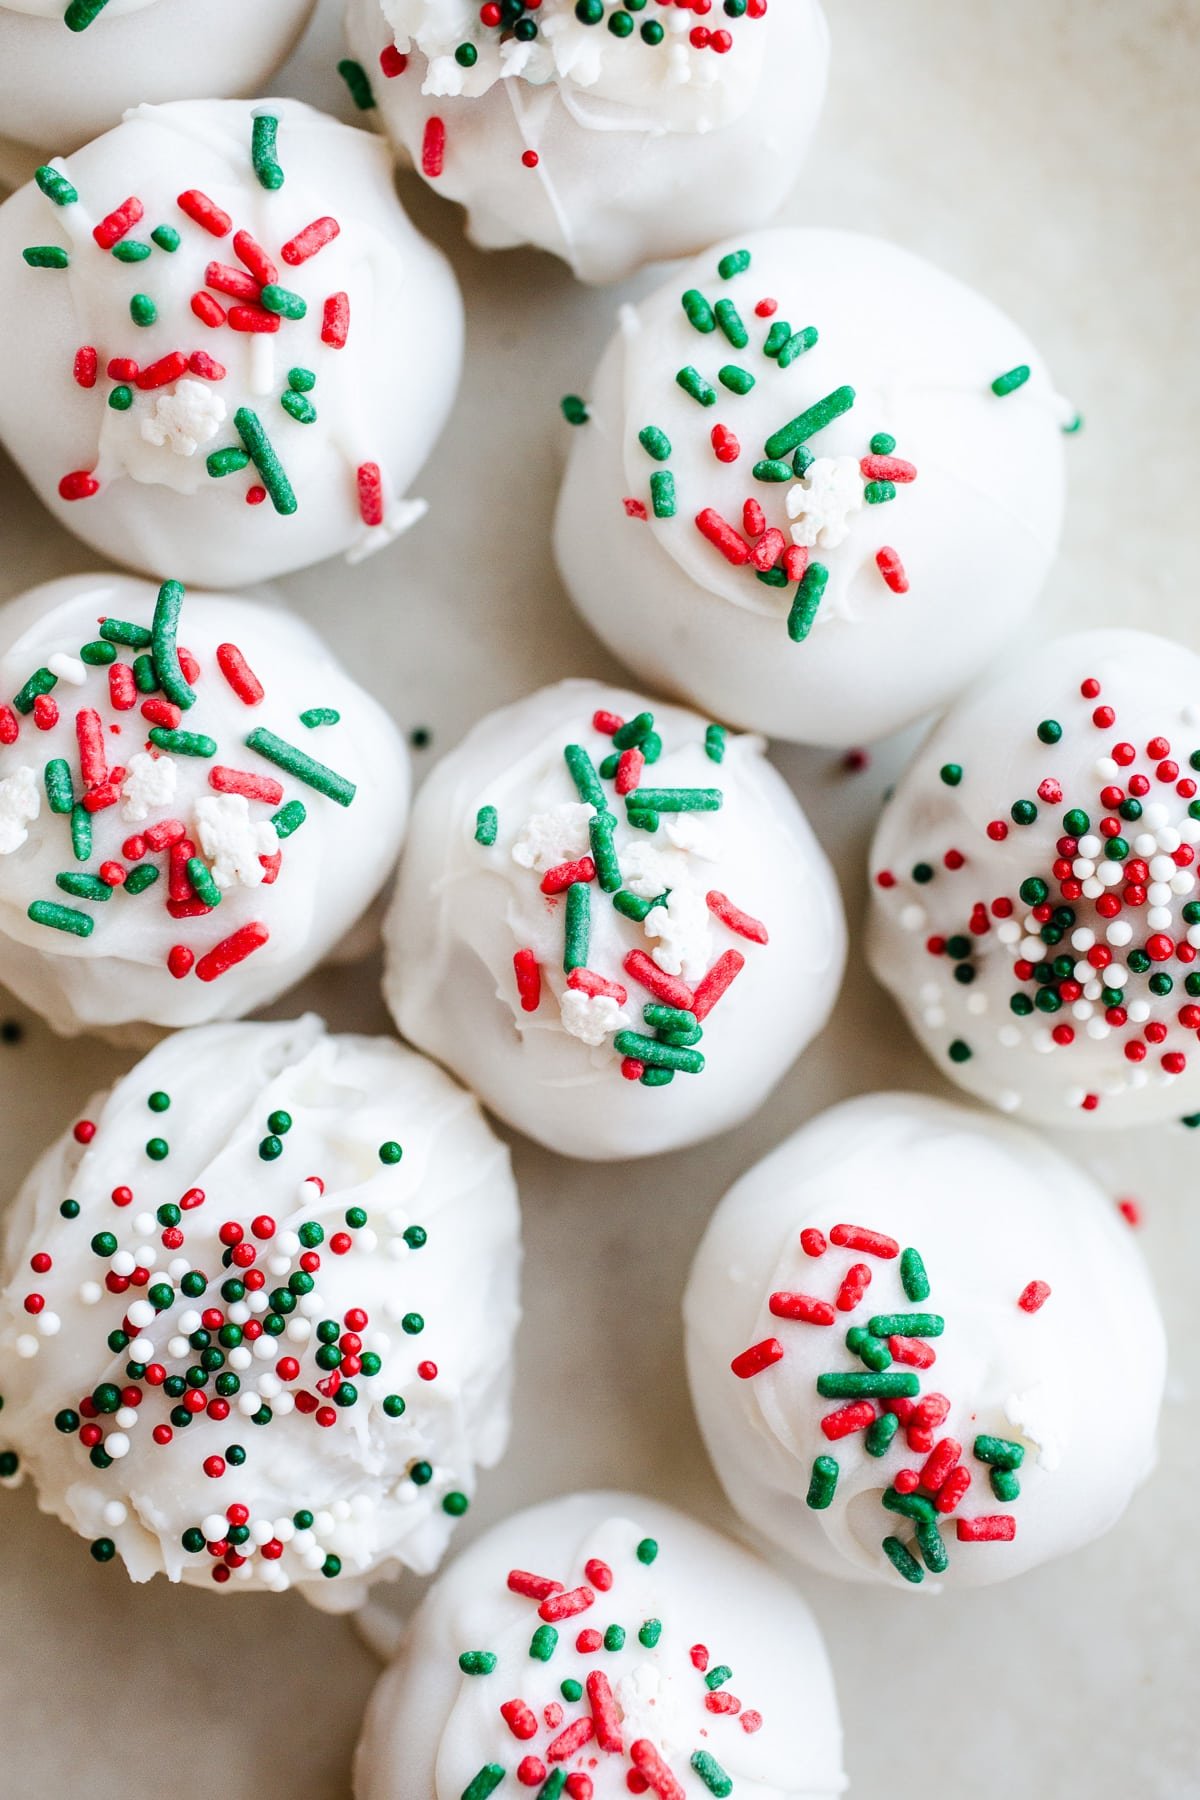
[556,229,1070,745]
[684,1093,1165,1589]
[0,99,463,584]
[383,679,845,1160]
[0,1015,521,1607]
[869,629,1200,1128]
[355,1490,846,1800]
[0,573,409,1037]
[343,0,829,284]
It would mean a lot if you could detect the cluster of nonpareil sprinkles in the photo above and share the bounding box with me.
[474,708,767,1090]
[455,1527,763,1798]
[732,1225,1052,1583]
[0,580,357,980]
[874,670,1200,1114]
[24,112,390,533]
[0,1092,464,1589]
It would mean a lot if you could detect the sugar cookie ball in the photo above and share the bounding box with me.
[343,0,829,285]
[0,98,463,584]
[355,1490,845,1800]
[0,573,409,1038]
[684,1093,1165,1590]
[868,629,1200,1128]
[0,1015,522,1607]
[384,680,845,1160]
[0,0,316,163]
[555,229,1070,746]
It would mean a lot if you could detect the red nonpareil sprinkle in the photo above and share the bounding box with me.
[1018,1279,1052,1313]
[73,1119,96,1144]
[624,949,695,1012]
[539,1585,595,1624]
[616,747,644,795]
[232,229,278,287]
[706,890,769,944]
[215,643,264,705]
[876,547,909,593]
[188,351,226,381]
[829,1223,900,1258]
[567,968,628,1005]
[768,1291,835,1326]
[1117,1197,1143,1227]
[834,1262,871,1312]
[0,705,18,745]
[191,292,227,328]
[518,1759,546,1788]
[741,1712,763,1735]
[73,346,98,388]
[357,462,385,528]
[730,1337,784,1380]
[755,297,778,317]
[208,766,283,804]
[630,1741,685,1800]
[59,469,99,501]
[194,921,269,982]
[623,498,648,521]
[507,1569,563,1601]
[820,1401,876,1440]
[513,948,541,1012]
[860,454,917,482]
[521,150,540,169]
[75,708,107,787]
[586,1671,623,1753]
[136,351,189,391]
[246,486,267,506]
[620,1058,645,1081]
[696,507,752,565]
[711,424,740,463]
[800,1228,827,1258]
[501,1700,539,1742]
[281,217,341,265]
[33,694,59,730]
[583,1558,613,1592]
[541,856,596,895]
[422,117,447,177]
[93,196,143,249]
[379,45,408,76]
[178,190,232,236]
[705,1692,740,1716]
[228,304,281,334]
[689,1645,709,1672]
[920,1437,962,1493]
[690,949,744,1021]
[957,1515,1017,1542]
[593,710,624,735]
[936,1465,972,1514]
[322,292,350,348]
[547,1718,595,1763]
[889,1334,936,1369]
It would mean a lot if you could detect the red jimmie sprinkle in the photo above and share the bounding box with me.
[0,706,18,745]
[73,346,98,388]
[422,117,447,177]
[215,643,264,706]
[616,748,644,795]
[800,1228,827,1258]
[695,507,752,565]
[75,708,107,788]
[730,1337,784,1380]
[630,1742,685,1800]
[513,948,541,1012]
[33,694,59,730]
[194,921,269,982]
[136,352,189,391]
[538,1585,595,1624]
[860,454,918,482]
[835,1262,871,1312]
[623,498,648,521]
[920,1436,962,1493]
[936,1465,972,1514]
[706,890,769,944]
[567,967,627,1005]
[829,1223,900,1258]
[227,304,280,334]
[624,948,694,1013]
[232,229,278,287]
[322,292,350,348]
[820,1401,876,1440]
[93,195,143,249]
[592,710,623,735]
[500,1700,538,1741]
[191,292,227,328]
[586,1671,623,1753]
[357,462,385,527]
[209,766,283,805]
[541,856,595,895]
[583,1558,613,1592]
[876,546,909,593]
[178,190,232,236]
[957,1515,1018,1542]
[507,1569,563,1601]
[205,260,261,302]
[768,1291,835,1326]
[691,949,744,1021]
[889,1334,936,1369]
[188,351,226,382]
[281,216,341,265]
[1018,1279,1052,1313]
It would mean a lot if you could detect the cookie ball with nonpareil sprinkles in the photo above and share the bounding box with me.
[869,629,1200,1127]
[556,229,1072,745]
[0,98,462,584]
[0,1015,521,1607]
[684,1093,1165,1590]
[354,1490,845,1800]
[343,0,829,285]
[0,573,408,1038]
[383,679,846,1160]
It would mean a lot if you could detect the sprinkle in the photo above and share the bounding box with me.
[458,1651,497,1676]
[1018,1280,1052,1313]
[563,743,606,809]
[588,812,621,892]
[462,1769,505,1800]
[149,728,215,758]
[28,901,93,937]
[70,804,92,861]
[475,806,499,846]
[251,112,285,190]
[338,58,376,109]
[150,581,196,710]
[207,448,250,478]
[194,922,269,982]
[422,117,446,177]
[281,217,340,266]
[649,471,676,518]
[586,1671,622,1753]
[806,1455,839,1509]
[539,1586,595,1625]
[876,546,909,592]
[630,1741,685,1800]
[272,799,306,838]
[192,292,227,328]
[816,1372,919,1399]
[563,883,591,972]
[560,395,589,426]
[714,299,748,349]
[787,562,829,643]
[530,1626,558,1662]
[957,1515,1017,1542]
[991,364,1031,397]
[882,1536,924,1584]
[682,289,716,333]
[769,1291,835,1325]
[717,248,751,279]
[764,385,856,461]
[177,190,231,237]
[865,1411,900,1457]
[676,367,717,407]
[244,728,355,806]
[357,463,385,528]
[638,426,672,461]
[23,246,69,269]
[58,469,99,500]
[514,948,541,1012]
[322,294,350,348]
[705,890,767,943]
[632,788,721,814]
[280,387,317,422]
[690,1754,732,1799]
[151,225,180,252]
[973,1435,1024,1470]
[830,1224,899,1258]
[35,166,77,206]
[44,760,74,813]
[690,950,743,1021]
[233,409,297,515]
[260,283,307,321]
[777,326,820,369]
[730,1338,783,1379]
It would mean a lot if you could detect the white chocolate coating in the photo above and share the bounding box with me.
[0,0,316,161]
[344,0,829,284]
[383,679,846,1160]
[684,1093,1165,1590]
[869,629,1200,1128]
[0,574,409,1037]
[355,1490,846,1800]
[0,99,463,584]
[555,228,1069,745]
[0,1015,521,1607]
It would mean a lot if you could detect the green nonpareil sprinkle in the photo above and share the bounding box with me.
[563,881,590,972]
[630,787,721,813]
[676,366,717,407]
[22,246,69,269]
[765,384,856,460]
[245,728,356,807]
[561,394,589,426]
[272,799,306,839]
[44,760,74,813]
[778,325,820,369]
[28,900,93,937]
[939,763,963,787]
[714,298,748,348]
[563,743,606,808]
[973,1435,1025,1469]
[752,458,792,482]
[150,580,195,709]
[719,364,754,395]
[991,363,1031,397]
[612,1031,704,1074]
[604,1625,625,1652]
[458,1651,497,1675]
[151,225,180,252]
[868,1312,944,1339]
[185,858,221,907]
[288,367,316,393]
[682,289,716,333]
[129,293,156,326]
[35,166,77,206]
[864,479,896,504]
[70,804,92,863]
[529,1625,558,1662]
[763,319,792,358]
[788,561,829,643]
[865,1411,900,1458]
[148,728,216,758]
[234,408,297,515]
[461,1767,505,1800]
[111,240,151,263]
[55,871,112,901]
[691,1753,733,1799]
[280,391,317,425]
[806,1454,839,1510]
[882,1535,924,1584]
[299,707,340,729]
[261,283,306,320]
[79,640,116,665]
[337,58,376,110]
[870,432,896,454]
[474,805,498,846]
[251,111,285,190]
[125,864,159,895]
[900,1248,930,1302]
[704,723,726,763]
[588,811,621,892]
[108,385,133,411]
[636,1537,658,1564]
[717,248,751,280]
[639,1618,662,1648]
[638,425,672,462]
[816,1371,919,1399]
[649,470,676,518]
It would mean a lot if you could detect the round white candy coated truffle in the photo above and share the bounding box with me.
[343,0,829,284]
[0,573,409,1038]
[0,1015,522,1607]
[383,679,846,1160]
[555,228,1069,745]
[0,0,316,163]
[869,628,1200,1128]
[354,1490,846,1800]
[684,1092,1165,1589]
[0,98,463,584]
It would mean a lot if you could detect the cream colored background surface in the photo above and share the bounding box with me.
[0,1,1197,1794]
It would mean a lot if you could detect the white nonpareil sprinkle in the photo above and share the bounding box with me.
[786,456,865,550]
[139,379,227,457]
[0,766,40,854]
[193,793,279,890]
[120,752,177,824]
